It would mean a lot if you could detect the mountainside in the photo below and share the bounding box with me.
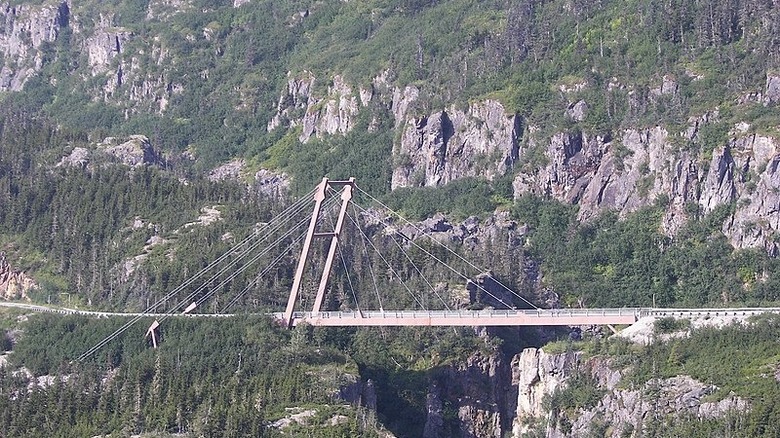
[4,0,780,436]
[3,0,780,250]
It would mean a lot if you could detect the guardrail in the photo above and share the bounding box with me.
[4,302,780,322]
[292,308,649,319]
[645,308,780,317]
[0,302,233,318]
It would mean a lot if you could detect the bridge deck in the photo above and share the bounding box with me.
[3,302,780,327]
[286,309,643,326]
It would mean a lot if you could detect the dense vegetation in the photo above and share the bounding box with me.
[3,103,779,312]
[0,311,493,437]
[3,0,780,312]
[1,314,368,437]
[0,107,287,310]
[512,197,780,308]
[5,0,780,182]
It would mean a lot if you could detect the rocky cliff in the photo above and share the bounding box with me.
[0,1,68,91]
[510,347,747,437]
[0,0,178,111]
[392,100,521,188]
[268,72,521,188]
[423,346,516,438]
[0,252,37,300]
[4,1,780,254]
[57,135,165,168]
[512,121,780,255]
[267,70,780,254]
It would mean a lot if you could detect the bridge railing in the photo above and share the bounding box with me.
[646,308,780,317]
[292,308,649,319]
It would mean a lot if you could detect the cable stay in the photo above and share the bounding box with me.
[194,194,345,317]
[158,196,339,319]
[350,203,385,312]
[348,199,519,311]
[353,184,538,310]
[341,207,427,311]
[78,187,322,361]
[339,208,446,311]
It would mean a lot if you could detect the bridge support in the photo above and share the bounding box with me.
[146,320,160,348]
[283,177,355,327]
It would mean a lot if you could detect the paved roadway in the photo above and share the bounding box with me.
[0,301,231,318]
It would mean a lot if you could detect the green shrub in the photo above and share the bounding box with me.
[549,373,605,413]
[0,330,11,352]
[654,317,691,334]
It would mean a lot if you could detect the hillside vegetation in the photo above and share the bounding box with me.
[4,0,780,173]
[1,0,780,312]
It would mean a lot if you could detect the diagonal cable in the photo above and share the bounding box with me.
[220,229,308,313]
[354,185,538,309]
[170,214,311,319]
[346,208,450,310]
[343,205,426,310]
[337,241,361,314]
[199,210,314,313]
[320,194,362,314]
[381,217,451,310]
[78,188,319,361]
[155,197,324,320]
[161,195,343,321]
[350,203,384,311]
[351,201,515,309]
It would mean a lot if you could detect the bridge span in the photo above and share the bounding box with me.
[3,302,780,327]
[282,307,780,327]
[283,308,642,327]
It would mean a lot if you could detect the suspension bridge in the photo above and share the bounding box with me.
[3,177,775,361]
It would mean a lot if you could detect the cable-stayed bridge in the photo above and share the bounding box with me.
[13,176,770,361]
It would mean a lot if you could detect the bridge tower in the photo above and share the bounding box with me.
[283,177,355,327]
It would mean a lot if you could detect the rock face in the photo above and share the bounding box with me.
[0,1,69,91]
[0,1,179,112]
[424,348,515,438]
[268,72,520,188]
[512,347,581,435]
[252,169,290,198]
[208,159,246,182]
[0,252,37,301]
[392,100,521,188]
[58,135,164,168]
[206,161,291,199]
[764,73,780,106]
[268,72,364,143]
[266,68,780,253]
[265,70,780,253]
[512,125,780,254]
[511,347,748,437]
[100,135,164,167]
[83,13,177,111]
[374,209,524,251]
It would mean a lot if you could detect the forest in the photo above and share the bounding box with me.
[0,310,499,437]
